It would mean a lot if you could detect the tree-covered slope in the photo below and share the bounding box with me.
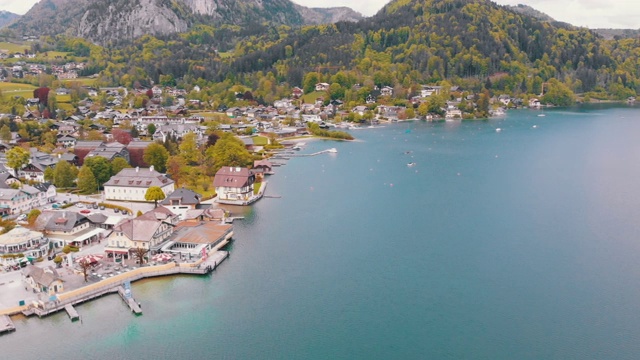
[39,0,639,101]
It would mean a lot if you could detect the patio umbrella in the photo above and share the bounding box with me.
[152,253,173,262]
[75,254,104,264]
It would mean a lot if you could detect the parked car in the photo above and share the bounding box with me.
[93,203,99,209]
[114,208,120,213]
[99,205,105,210]
[77,203,84,208]
[17,214,27,221]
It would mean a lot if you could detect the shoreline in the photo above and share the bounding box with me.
[0,242,231,322]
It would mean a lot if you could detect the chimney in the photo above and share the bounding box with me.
[136,166,139,173]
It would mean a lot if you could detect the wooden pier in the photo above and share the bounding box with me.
[117,286,142,315]
[64,304,80,321]
[284,148,338,157]
[0,315,16,335]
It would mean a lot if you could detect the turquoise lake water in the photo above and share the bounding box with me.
[3,105,640,359]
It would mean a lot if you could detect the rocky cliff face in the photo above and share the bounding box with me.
[78,0,189,43]
[295,5,363,25]
[11,0,362,44]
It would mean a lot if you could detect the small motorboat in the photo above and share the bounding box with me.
[407,162,417,167]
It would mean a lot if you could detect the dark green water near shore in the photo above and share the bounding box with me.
[4,105,640,359]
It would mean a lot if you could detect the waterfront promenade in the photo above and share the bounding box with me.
[0,248,230,319]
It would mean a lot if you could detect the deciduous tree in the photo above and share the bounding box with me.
[77,165,98,194]
[53,161,78,188]
[111,157,131,175]
[210,133,253,173]
[143,142,170,173]
[6,146,30,176]
[132,247,149,265]
[84,156,112,188]
[0,125,11,143]
[144,186,166,208]
[179,132,201,165]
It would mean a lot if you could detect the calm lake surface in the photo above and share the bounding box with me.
[4,105,640,359]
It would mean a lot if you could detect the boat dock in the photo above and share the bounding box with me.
[64,304,79,321]
[0,250,233,332]
[117,286,142,315]
[0,315,15,335]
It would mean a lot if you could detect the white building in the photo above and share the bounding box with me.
[103,166,175,202]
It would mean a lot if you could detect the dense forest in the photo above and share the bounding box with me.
[12,0,640,103]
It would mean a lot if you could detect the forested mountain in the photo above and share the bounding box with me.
[506,4,554,22]
[222,0,636,98]
[10,0,361,44]
[0,11,20,29]
[12,0,640,103]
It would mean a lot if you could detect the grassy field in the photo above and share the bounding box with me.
[0,82,37,99]
[61,78,96,86]
[302,91,326,103]
[0,42,28,53]
[0,82,36,91]
[217,51,234,59]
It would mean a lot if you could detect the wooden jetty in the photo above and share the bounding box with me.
[64,304,79,322]
[117,286,142,315]
[285,148,337,157]
[0,315,16,335]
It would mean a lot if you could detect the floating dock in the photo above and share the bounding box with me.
[64,304,80,322]
[0,315,16,335]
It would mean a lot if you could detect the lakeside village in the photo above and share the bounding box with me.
[0,54,562,332]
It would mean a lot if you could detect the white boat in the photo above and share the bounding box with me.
[537,114,546,117]
[495,128,502,133]
[407,162,416,167]
[292,142,305,151]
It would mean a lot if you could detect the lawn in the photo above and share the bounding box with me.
[252,136,269,146]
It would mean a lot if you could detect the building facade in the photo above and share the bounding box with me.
[103,166,175,202]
